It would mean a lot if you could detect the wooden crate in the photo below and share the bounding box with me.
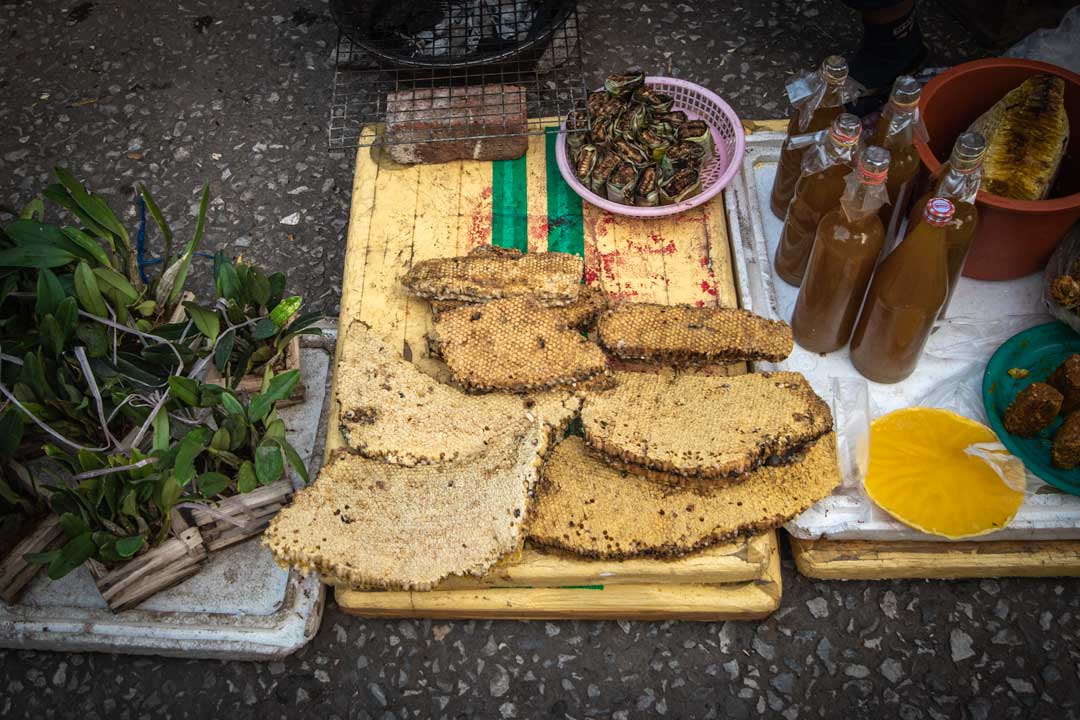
[326,123,780,619]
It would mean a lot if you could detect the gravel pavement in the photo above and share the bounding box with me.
[3,1,1080,718]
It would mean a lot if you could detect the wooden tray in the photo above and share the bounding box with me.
[336,536,782,621]
[790,536,1080,580]
[328,123,780,618]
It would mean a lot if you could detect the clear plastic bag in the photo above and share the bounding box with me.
[1006,5,1080,74]
[799,133,861,176]
[838,167,889,221]
[785,71,862,133]
[1043,222,1080,335]
[830,313,1052,509]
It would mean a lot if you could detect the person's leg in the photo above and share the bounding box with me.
[843,0,927,103]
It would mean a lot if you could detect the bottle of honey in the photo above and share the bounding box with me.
[908,132,987,317]
[849,197,954,384]
[769,56,853,219]
[792,146,891,354]
[874,76,923,247]
[774,113,863,287]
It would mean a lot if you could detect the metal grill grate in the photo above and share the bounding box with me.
[328,0,587,150]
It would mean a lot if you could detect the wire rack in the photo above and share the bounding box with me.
[328,0,587,150]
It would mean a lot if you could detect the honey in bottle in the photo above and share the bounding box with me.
[850,198,955,384]
[792,146,891,354]
[874,76,923,247]
[908,132,987,317]
[774,113,863,287]
[769,55,852,219]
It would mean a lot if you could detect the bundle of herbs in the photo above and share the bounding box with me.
[0,168,317,601]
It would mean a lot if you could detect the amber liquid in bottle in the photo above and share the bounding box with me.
[907,132,987,317]
[769,56,850,219]
[873,77,923,247]
[909,194,978,315]
[849,198,954,384]
[792,147,890,354]
[774,113,862,287]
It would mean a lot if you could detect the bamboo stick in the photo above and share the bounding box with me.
[0,515,64,605]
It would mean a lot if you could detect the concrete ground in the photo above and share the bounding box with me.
[2,0,1079,718]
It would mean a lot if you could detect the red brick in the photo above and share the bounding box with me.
[384,84,529,165]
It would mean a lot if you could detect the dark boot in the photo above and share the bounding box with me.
[848,4,928,116]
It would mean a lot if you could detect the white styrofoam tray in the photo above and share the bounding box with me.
[0,336,335,659]
[724,131,1080,542]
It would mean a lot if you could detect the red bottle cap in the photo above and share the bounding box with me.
[924,197,955,227]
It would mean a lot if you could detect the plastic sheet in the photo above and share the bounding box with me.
[1006,5,1080,74]
[830,312,1051,515]
[1043,223,1080,334]
[733,133,1080,541]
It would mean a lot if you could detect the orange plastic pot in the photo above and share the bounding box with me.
[915,58,1080,280]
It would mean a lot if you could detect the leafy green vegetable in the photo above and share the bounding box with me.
[73,261,109,317]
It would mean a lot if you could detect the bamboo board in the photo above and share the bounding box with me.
[324,123,780,617]
[790,537,1080,580]
[337,536,782,621]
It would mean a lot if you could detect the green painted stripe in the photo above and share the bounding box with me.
[491,155,528,253]
[544,127,585,257]
[487,585,604,591]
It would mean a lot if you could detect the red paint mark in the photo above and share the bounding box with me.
[695,300,706,307]
[462,188,494,250]
[624,235,676,256]
[465,207,492,250]
[595,213,616,238]
[593,247,624,282]
[531,218,549,239]
[699,256,710,267]
[584,267,599,284]
[701,280,718,296]
[607,287,639,302]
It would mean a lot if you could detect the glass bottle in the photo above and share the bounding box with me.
[792,146,891,354]
[850,197,955,384]
[774,113,863,287]
[769,56,851,219]
[873,76,923,247]
[908,132,987,317]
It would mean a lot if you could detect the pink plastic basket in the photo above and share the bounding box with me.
[555,76,745,218]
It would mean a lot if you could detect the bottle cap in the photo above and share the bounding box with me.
[829,113,862,146]
[857,146,891,184]
[889,75,921,108]
[952,131,988,166]
[924,197,956,226]
[821,55,849,84]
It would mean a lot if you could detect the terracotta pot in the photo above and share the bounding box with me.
[915,58,1080,280]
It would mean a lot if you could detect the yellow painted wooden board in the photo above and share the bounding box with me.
[789,537,1080,580]
[322,121,778,613]
[336,532,782,621]
[423,531,773,590]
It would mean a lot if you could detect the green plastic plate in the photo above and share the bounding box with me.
[983,321,1080,495]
